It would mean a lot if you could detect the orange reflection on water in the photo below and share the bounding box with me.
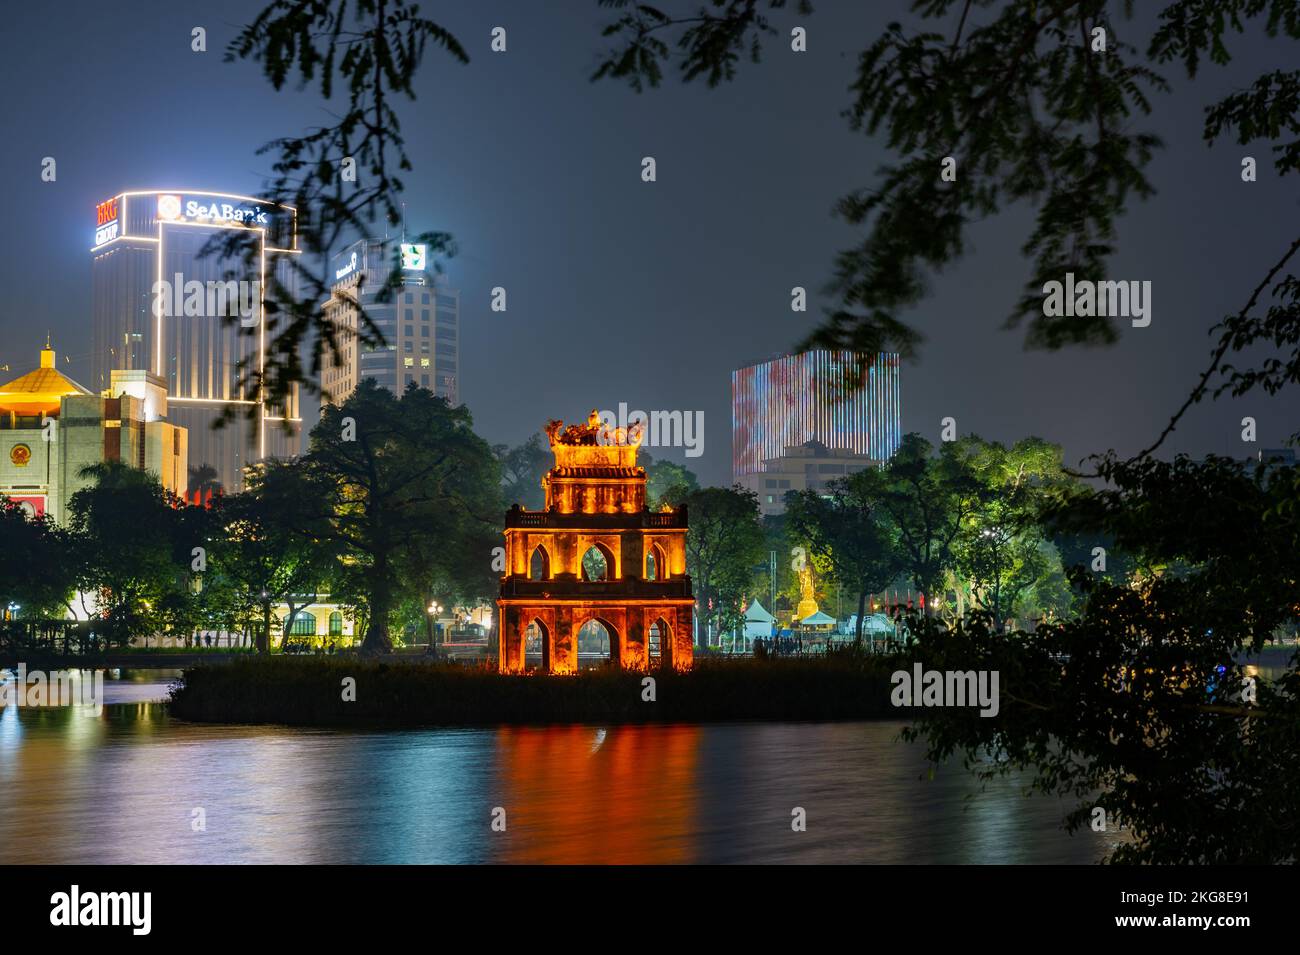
[494,723,700,863]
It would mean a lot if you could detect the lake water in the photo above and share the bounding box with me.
[0,672,1112,864]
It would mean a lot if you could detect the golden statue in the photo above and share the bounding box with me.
[795,564,819,622]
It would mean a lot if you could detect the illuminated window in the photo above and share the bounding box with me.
[649,619,668,658]
[420,357,430,367]
[529,546,550,580]
[581,545,611,582]
[403,357,414,367]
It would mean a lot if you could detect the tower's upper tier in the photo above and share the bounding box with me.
[542,410,646,514]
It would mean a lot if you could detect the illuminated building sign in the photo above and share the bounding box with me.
[155,194,271,226]
[184,198,270,225]
[96,198,117,226]
[91,191,297,251]
[94,197,119,245]
[157,194,182,220]
[400,243,426,271]
[335,251,359,282]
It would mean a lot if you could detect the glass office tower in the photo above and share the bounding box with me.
[91,190,301,491]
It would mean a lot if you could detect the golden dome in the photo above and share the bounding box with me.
[0,346,91,417]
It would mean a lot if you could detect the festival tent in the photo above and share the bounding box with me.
[743,599,777,641]
[838,613,896,641]
[799,610,836,630]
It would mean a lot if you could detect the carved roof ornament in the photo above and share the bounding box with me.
[542,409,645,489]
[546,410,643,449]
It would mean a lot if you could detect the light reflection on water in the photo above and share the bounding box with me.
[0,679,1108,864]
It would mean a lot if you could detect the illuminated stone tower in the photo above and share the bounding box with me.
[497,411,694,674]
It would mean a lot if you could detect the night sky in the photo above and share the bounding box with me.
[2,0,1294,486]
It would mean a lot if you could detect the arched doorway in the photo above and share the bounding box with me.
[523,617,550,671]
[577,617,616,667]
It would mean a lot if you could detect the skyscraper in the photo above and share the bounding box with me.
[90,190,301,492]
[322,237,460,405]
[732,351,901,513]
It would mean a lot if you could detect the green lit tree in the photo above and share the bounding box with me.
[209,460,338,653]
[640,450,700,508]
[304,380,500,653]
[66,463,189,648]
[494,434,551,511]
[0,499,78,622]
[905,453,1300,863]
[664,484,766,645]
[952,436,1069,631]
[786,473,904,644]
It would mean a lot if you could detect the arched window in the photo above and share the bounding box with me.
[649,617,670,659]
[581,544,612,582]
[328,612,343,636]
[289,612,316,636]
[647,543,667,580]
[529,545,550,580]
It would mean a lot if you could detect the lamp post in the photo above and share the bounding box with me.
[260,589,270,652]
[426,601,443,657]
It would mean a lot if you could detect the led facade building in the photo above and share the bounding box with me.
[90,190,301,492]
[732,351,901,511]
[322,237,460,406]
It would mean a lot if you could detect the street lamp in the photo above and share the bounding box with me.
[426,601,443,656]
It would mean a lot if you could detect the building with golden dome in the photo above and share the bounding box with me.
[0,344,187,523]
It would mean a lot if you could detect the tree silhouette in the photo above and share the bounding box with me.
[593,0,1300,450]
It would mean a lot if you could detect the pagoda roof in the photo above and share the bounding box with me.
[0,347,91,416]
